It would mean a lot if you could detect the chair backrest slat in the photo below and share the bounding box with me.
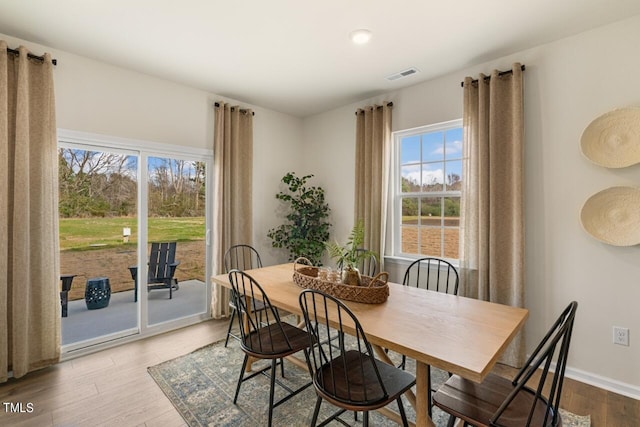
[148,242,177,280]
[402,257,459,295]
[224,244,263,273]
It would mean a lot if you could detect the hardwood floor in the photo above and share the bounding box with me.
[0,320,227,427]
[1,319,638,426]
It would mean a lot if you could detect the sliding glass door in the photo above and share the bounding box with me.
[146,156,208,326]
[58,146,140,347]
[58,131,212,353]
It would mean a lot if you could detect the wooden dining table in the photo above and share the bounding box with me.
[211,263,528,427]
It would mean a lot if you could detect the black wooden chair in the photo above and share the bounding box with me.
[402,256,459,294]
[223,244,268,347]
[128,242,180,301]
[433,301,578,427]
[228,269,312,427]
[298,289,416,427]
[399,256,460,417]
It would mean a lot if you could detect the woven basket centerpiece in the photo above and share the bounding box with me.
[292,257,389,304]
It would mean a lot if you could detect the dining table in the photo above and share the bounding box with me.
[211,263,529,427]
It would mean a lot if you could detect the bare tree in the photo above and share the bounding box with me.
[59,149,205,218]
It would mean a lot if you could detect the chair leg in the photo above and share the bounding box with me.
[267,359,277,427]
[397,396,409,427]
[60,291,68,317]
[233,354,249,404]
[427,364,432,418]
[310,396,322,427]
[224,308,237,347]
[363,411,369,427]
[446,415,457,427]
[400,354,407,370]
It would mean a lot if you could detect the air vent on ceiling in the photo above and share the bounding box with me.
[386,67,420,81]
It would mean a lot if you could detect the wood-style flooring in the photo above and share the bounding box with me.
[0,319,638,426]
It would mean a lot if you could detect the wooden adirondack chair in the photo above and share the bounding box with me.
[128,242,180,301]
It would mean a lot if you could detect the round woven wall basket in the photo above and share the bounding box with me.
[580,107,640,168]
[292,257,389,304]
[580,186,640,246]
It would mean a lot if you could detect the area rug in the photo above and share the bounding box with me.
[148,337,591,426]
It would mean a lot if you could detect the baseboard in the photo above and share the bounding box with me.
[565,365,640,400]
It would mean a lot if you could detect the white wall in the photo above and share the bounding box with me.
[302,16,640,396]
[252,108,304,265]
[301,106,357,247]
[1,33,304,267]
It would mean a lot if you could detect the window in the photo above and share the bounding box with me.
[393,120,463,260]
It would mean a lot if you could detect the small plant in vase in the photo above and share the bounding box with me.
[325,220,375,286]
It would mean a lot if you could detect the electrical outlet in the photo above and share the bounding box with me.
[613,326,630,346]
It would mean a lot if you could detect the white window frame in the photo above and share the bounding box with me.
[391,119,463,262]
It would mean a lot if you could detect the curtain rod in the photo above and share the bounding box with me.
[460,64,525,87]
[355,101,394,115]
[214,102,255,116]
[6,47,57,66]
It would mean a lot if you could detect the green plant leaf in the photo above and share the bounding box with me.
[267,172,331,265]
[324,219,373,269]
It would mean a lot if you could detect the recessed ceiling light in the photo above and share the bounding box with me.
[350,29,372,45]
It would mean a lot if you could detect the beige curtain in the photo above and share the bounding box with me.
[1,43,60,382]
[354,103,392,267]
[460,63,525,367]
[211,102,253,319]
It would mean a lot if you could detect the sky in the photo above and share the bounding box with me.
[400,127,463,188]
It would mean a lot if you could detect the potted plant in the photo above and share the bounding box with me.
[325,220,374,286]
[267,172,331,265]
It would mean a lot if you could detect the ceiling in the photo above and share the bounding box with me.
[1,1,640,117]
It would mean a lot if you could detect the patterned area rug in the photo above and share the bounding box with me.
[148,336,591,426]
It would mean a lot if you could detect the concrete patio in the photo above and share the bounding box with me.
[61,279,208,345]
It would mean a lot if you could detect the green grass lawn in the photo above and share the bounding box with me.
[59,216,205,251]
